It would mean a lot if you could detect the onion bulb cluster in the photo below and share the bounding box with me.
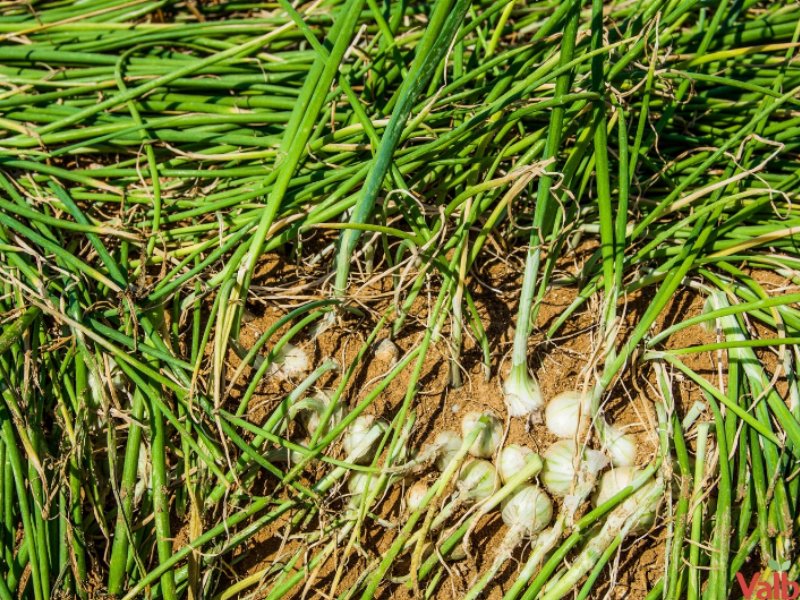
[543,389,638,467]
[311,397,652,595]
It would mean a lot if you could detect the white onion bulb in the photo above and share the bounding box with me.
[374,338,400,365]
[396,431,461,475]
[502,365,544,418]
[461,411,502,458]
[593,467,637,508]
[541,440,577,497]
[594,467,658,531]
[294,391,343,437]
[434,431,462,471]
[545,390,587,439]
[462,483,553,600]
[542,440,608,497]
[498,445,535,484]
[406,481,428,512]
[600,422,637,467]
[268,343,310,380]
[297,396,325,435]
[428,460,497,533]
[500,485,553,535]
[458,459,497,502]
[347,472,380,503]
[343,415,387,464]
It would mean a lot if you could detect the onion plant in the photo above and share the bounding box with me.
[1,0,800,598]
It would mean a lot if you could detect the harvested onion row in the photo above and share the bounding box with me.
[347,453,545,593]
[276,373,650,600]
[540,475,664,600]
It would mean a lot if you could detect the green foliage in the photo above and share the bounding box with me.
[0,0,799,598]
